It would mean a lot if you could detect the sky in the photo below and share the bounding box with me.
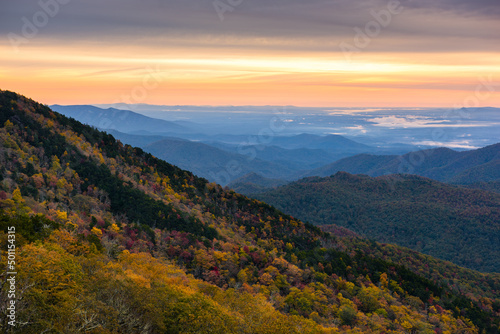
[1,0,499,107]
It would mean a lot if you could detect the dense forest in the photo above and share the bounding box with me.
[254,172,500,273]
[0,90,499,333]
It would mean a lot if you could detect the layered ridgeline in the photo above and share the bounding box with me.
[254,172,500,273]
[0,91,499,333]
[49,104,189,135]
[304,145,500,190]
[50,105,376,185]
[228,145,500,194]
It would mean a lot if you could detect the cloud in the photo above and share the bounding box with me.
[412,140,480,149]
[404,0,500,16]
[367,115,498,128]
[1,0,499,108]
[344,125,368,133]
[1,0,498,54]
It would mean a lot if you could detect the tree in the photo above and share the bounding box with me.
[338,304,357,326]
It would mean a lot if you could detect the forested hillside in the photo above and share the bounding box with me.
[0,90,499,333]
[228,173,288,194]
[255,172,500,273]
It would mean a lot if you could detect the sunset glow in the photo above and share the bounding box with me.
[1,0,499,107]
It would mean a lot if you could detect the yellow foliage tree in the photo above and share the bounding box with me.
[91,227,103,237]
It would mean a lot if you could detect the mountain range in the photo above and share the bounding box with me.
[232,144,500,194]
[51,104,392,184]
[2,90,499,332]
[305,144,500,184]
[59,104,499,190]
[56,104,499,190]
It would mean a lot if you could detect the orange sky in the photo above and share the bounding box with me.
[1,1,499,108]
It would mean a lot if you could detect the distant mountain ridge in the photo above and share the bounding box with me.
[271,133,371,151]
[51,105,500,191]
[143,138,298,184]
[50,104,188,135]
[305,144,500,185]
[49,105,383,185]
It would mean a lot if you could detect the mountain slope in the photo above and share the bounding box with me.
[304,153,397,178]
[255,172,500,273]
[51,104,189,135]
[105,129,173,148]
[206,142,340,170]
[271,133,372,152]
[0,91,498,333]
[326,229,500,310]
[306,144,500,186]
[227,172,288,194]
[99,131,305,185]
[143,138,297,185]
